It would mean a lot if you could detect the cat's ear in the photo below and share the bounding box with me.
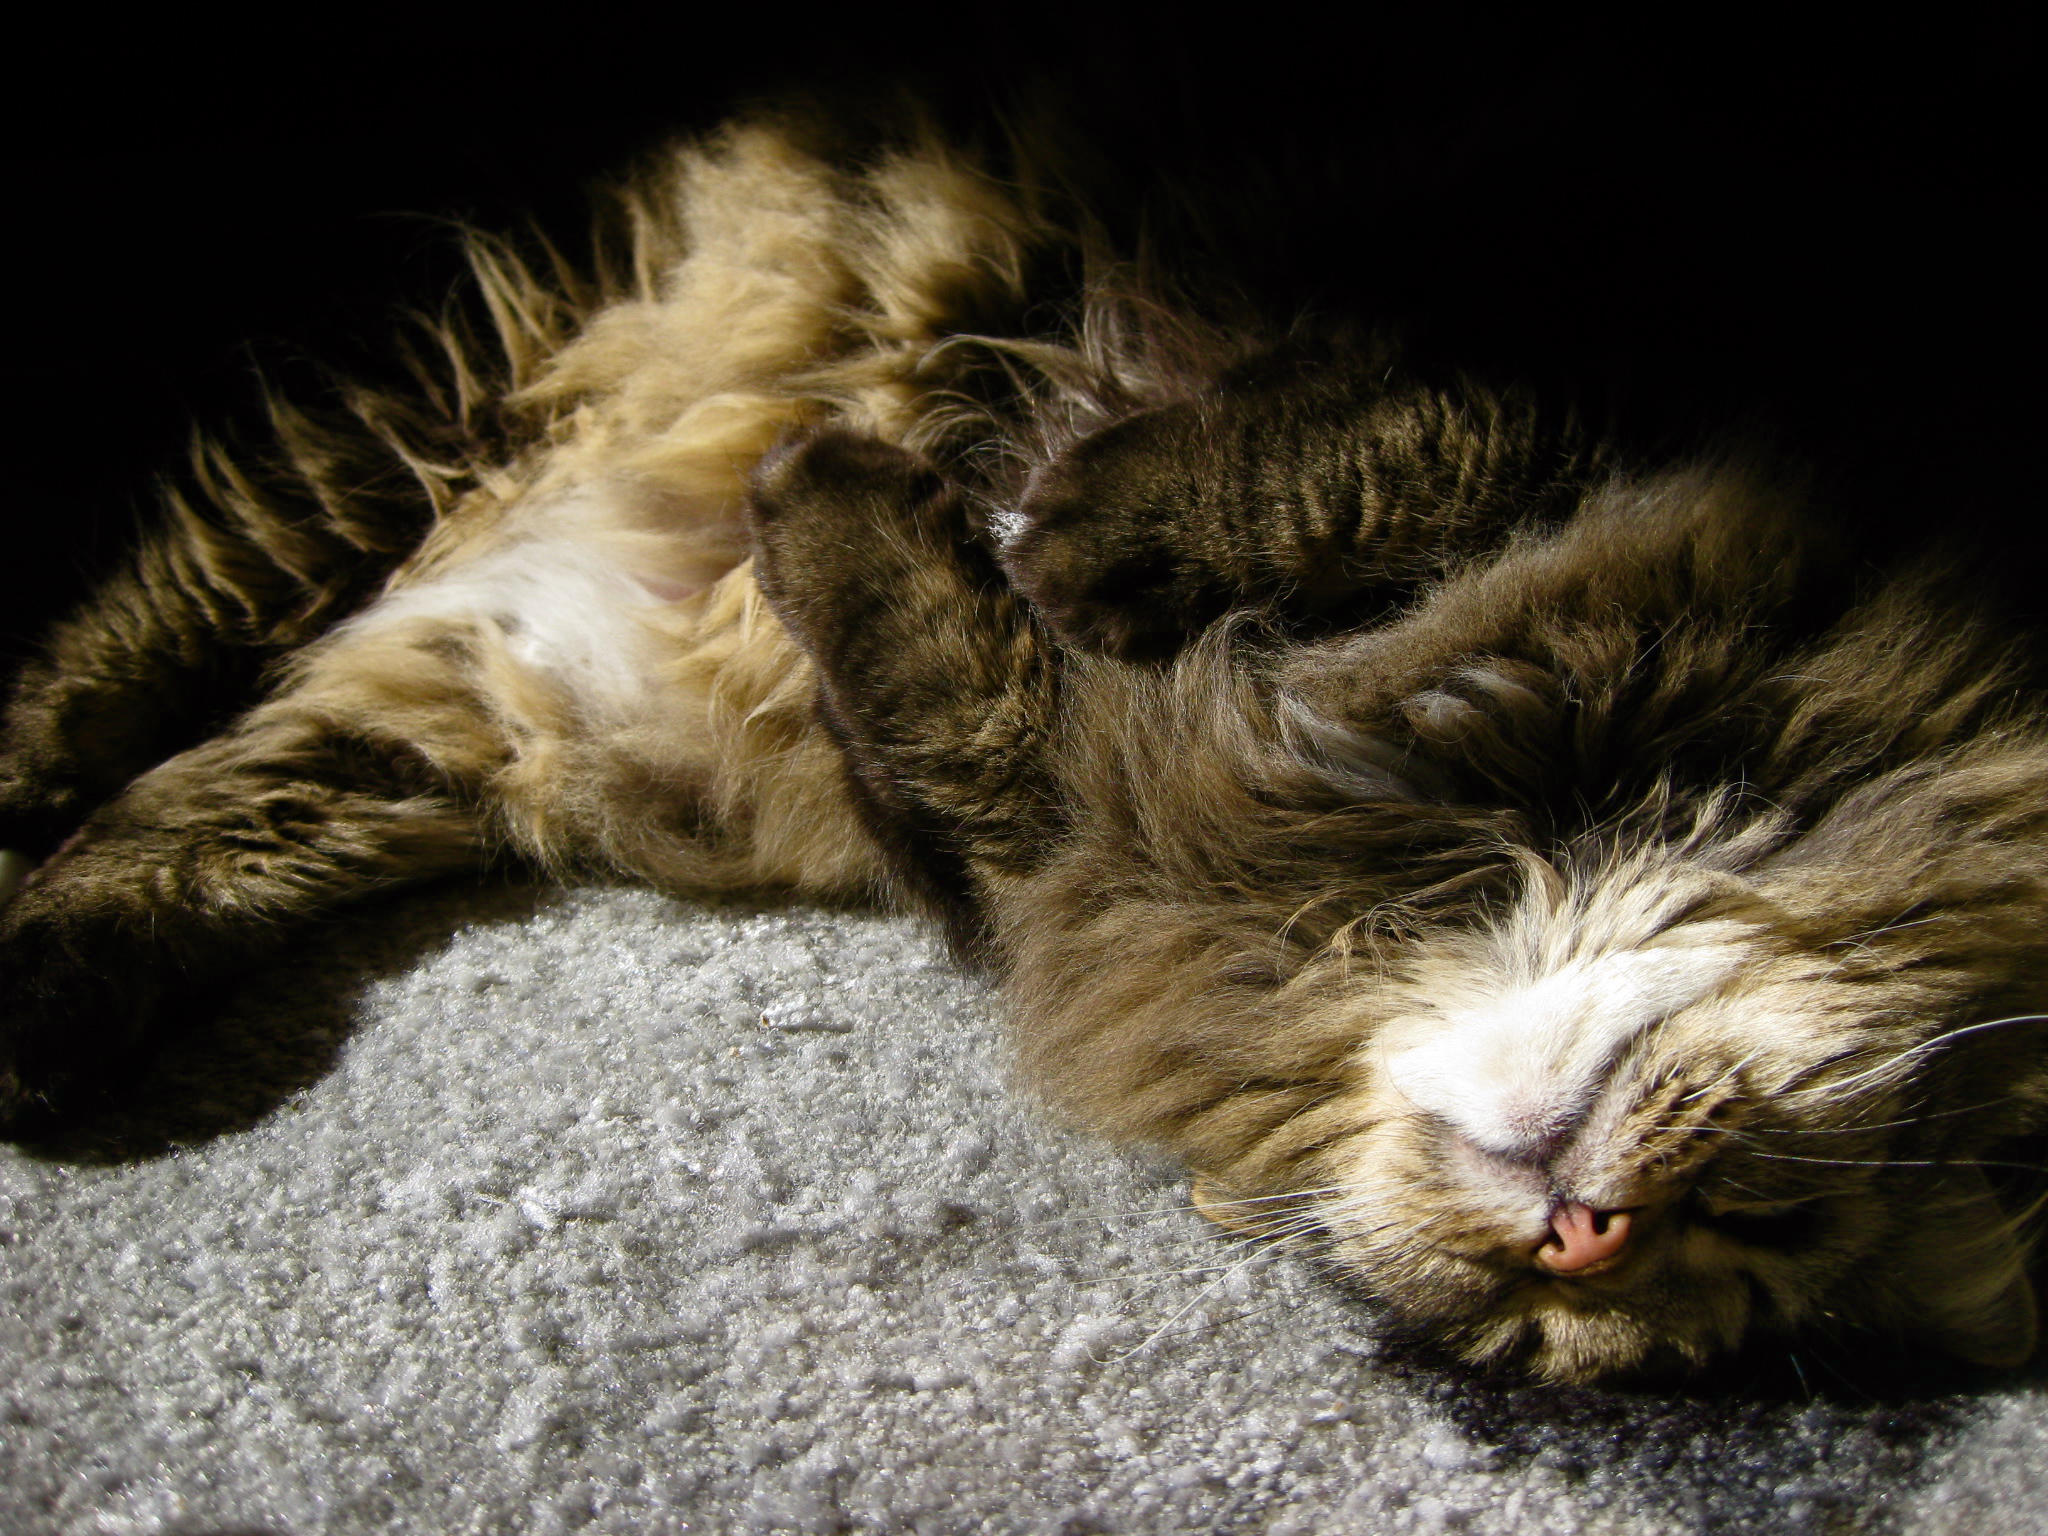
[1896,1169,2039,1369]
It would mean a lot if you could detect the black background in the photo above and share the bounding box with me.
[11,9,2035,671]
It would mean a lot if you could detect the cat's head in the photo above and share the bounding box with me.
[1004,538,2048,1383]
[1188,837,2048,1383]
[1005,658,2048,1383]
[1302,850,2039,1379]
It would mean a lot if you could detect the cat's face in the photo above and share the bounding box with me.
[1266,856,2042,1382]
[982,467,2048,1382]
[1005,646,2047,1383]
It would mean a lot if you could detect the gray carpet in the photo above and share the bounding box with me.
[2,881,2043,1534]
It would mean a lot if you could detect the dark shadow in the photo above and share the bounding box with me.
[1364,1303,2047,1534]
[13,876,551,1165]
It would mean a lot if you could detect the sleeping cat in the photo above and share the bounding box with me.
[2,121,2044,1385]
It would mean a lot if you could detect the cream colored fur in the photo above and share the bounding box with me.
[261,126,1046,900]
[9,119,2038,1386]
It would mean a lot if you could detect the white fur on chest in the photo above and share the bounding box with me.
[378,537,671,708]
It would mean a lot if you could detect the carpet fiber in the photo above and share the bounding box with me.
[3,882,2043,1534]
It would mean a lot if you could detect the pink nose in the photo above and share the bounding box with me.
[1536,1202,1633,1274]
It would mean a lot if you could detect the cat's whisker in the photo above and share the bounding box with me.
[1819,914,1947,970]
[1073,1212,1343,1277]
[1096,1255,1288,1287]
[1098,1243,1298,1363]
[1722,1043,1780,1083]
[1196,1185,1351,1207]
[1785,1351,1816,1403]
[1789,1015,2048,1103]
[1310,1192,1369,1221]
[1716,1098,2023,1136]
[1208,1216,1333,1252]
[1025,1185,1348,1227]
[1827,912,1946,948]
[1707,1176,1788,1204]
[1301,1206,1407,1246]
[1179,1211,1320,1246]
[1739,1151,2048,1173]
[1196,1219,1332,1257]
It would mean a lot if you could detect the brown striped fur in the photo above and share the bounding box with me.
[5,119,2045,1384]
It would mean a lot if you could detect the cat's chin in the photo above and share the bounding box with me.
[1379,1284,2045,1395]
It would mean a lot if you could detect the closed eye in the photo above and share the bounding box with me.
[1695,1194,1819,1247]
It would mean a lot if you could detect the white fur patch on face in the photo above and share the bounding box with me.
[1384,928,1751,1161]
[0,848,31,908]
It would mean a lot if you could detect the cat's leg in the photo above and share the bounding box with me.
[0,631,494,1125]
[1002,367,1604,658]
[1268,467,1825,816]
[0,419,436,863]
[747,429,1062,932]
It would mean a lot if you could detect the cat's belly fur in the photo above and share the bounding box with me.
[0,124,1025,986]
[323,469,876,896]
[194,122,1047,903]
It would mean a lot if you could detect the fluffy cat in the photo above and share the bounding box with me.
[3,121,2044,1385]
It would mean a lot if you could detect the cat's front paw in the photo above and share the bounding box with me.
[1002,416,1226,660]
[748,428,970,645]
[1001,508,1204,660]
[750,428,957,544]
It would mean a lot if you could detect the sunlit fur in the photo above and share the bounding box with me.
[975,482,2048,1381]
[972,478,2048,1381]
[4,121,2045,1384]
[1,121,1044,1096]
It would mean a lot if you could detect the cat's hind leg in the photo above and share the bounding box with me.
[0,616,497,1126]
[0,404,451,864]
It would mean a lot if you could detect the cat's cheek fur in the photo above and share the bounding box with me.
[1869,1171,2041,1369]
